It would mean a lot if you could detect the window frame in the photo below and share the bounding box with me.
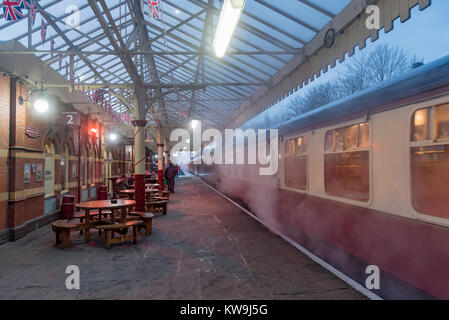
[283,134,309,193]
[323,121,372,204]
[408,104,449,226]
[44,142,56,197]
[61,144,69,193]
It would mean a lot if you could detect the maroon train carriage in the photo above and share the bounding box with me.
[190,54,449,300]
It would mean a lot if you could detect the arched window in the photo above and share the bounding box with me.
[61,144,69,192]
[108,152,113,192]
[89,148,95,185]
[102,151,107,183]
[44,142,55,196]
[82,148,87,187]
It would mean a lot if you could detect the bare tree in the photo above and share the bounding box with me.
[339,43,417,95]
[286,82,341,117]
[286,44,418,118]
[337,51,372,96]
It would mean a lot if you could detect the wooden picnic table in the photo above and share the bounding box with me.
[146,183,160,188]
[119,189,160,201]
[75,199,136,242]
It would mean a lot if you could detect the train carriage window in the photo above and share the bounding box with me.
[324,123,370,202]
[344,125,358,150]
[335,128,344,151]
[325,131,334,151]
[285,135,308,190]
[411,108,430,141]
[358,123,370,147]
[410,104,449,219]
[436,104,449,140]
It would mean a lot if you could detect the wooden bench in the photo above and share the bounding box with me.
[96,220,143,249]
[129,211,155,235]
[146,200,168,215]
[158,191,170,200]
[52,220,81,249]
[73,210,111,234]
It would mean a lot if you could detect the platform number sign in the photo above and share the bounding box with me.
[62,111,80,127]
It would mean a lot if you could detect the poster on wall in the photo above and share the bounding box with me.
[72,163,77,178]
[24,164,31,183]
[36,164,42,182]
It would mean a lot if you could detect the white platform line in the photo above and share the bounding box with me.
[198,176,382,301]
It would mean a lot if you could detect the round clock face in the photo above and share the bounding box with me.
[324,28,336,49]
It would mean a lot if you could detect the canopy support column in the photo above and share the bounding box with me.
[131,92,147,212]
[132,119,147,212]
[157,129,164,191]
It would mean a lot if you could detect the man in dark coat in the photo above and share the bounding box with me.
[164,161,178,193]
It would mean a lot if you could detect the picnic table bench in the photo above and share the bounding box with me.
[129,211,155,235]
[51,220,83,249]
[146,200,168,215]
[96,220,143,249]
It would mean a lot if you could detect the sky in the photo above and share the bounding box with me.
[243,0,449,128]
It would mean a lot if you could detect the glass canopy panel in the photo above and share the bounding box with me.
[0,0,351,127]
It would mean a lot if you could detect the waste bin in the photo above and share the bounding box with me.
[98,185,108,200]
[61,195,75,220]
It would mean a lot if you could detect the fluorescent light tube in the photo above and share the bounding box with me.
[213,0,247,58]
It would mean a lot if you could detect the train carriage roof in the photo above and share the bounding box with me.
[277,54,449,136]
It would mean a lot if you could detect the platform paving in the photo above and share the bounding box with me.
[0,176,366,300]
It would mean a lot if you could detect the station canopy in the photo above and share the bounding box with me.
[0,0,357,130]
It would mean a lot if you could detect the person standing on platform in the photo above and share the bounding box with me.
[116,174,129,191]
[176,165,179,178]
[164,161,177,193]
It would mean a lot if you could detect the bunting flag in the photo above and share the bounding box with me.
[19,0,32,9]
[50,36,54,57]
[58,54,62,72]
[3,0,26,21]
[148,0,161,19]
[29,0,37,26]
[40,20,47,45]
[70,72,74,91]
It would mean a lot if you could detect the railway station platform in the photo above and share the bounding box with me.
[0,176,365,300]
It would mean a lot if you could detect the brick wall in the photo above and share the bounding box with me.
[0,74,10,231]
[0,74,122,243]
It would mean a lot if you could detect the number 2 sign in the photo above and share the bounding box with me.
[62,111,80,126]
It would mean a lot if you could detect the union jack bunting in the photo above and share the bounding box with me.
[70,72,74,91]
[29,0,37,26]
[3,0,26,21]
[40,20,47,44]
[58,54,62,72]
[148,0,161,19]
[50,36,54,56]
[19,0,33,9]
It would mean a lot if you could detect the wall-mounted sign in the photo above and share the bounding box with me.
[25,127,40,139]
[24,164,31,183]
[62,111,80,126]
[36,163,42,182]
